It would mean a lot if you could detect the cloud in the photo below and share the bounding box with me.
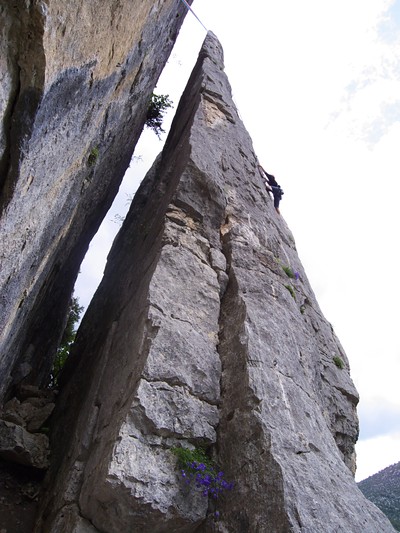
[358,398,400,440]
[356,432,400,481]
[327,1,400,145]
[377,0,400,43]
[334,63,400,145]
[363,98,400,143]
[343,74,375,99]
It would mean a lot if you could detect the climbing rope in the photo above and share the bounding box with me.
[179,0,208,32]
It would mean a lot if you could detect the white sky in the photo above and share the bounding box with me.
[75,0,400,482]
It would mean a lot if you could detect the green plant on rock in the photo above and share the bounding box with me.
[171,445,234,503]
[88,146,99,167]
[333,355,345,369]
[49,296,83,388]
[172,446,213,470]
[145,93,173,138]
[284,284,296,300]
[282,265,295,278]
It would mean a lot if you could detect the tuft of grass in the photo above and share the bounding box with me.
[333,355,345,369]
[171,446,213,469]
[88,146,99,167]
[282,265,295,278]
[284,284,296,300]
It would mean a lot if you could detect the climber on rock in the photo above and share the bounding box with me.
[258,164,284,214]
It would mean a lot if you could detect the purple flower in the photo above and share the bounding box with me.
[178,454,233,500]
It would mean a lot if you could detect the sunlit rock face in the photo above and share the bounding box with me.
[38,33,395,532]
[0,0,190,401]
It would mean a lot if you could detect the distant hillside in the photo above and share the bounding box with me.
[358,462,400,531]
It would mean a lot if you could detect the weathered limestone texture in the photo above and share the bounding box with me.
[0,0,191,400]
[39,33,395,532]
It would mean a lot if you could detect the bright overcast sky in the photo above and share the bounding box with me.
[75,0,400,482]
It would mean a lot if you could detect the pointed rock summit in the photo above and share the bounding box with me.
[38,33,395,532]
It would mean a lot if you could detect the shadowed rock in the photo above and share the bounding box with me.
[0,0,191,401]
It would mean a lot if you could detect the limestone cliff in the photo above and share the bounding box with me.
[33,33,395,532]
[0,0,191,400]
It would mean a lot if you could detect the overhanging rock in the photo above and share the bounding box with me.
[0,0,191,400]
[40,32,395,532]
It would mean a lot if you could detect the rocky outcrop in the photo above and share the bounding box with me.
[36,33,395,532]
[0,0,191,400]
[0,384,55,471]
[0,420,49,470]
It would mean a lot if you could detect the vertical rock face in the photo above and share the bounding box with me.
[0,0,190,400]
[41,33,395,532]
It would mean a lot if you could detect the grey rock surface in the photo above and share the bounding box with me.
[0,0,191,400]
[2,396,54,432]
[0,420,49,469]
[0,386,54,474]
[38,32,395,532]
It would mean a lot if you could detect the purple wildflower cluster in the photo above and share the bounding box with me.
[181,461,234,499]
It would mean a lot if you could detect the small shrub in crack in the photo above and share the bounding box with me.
[88,146,99,166]
[146,93,173,138]
[333,355,345,369]
[284,284,296,300]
